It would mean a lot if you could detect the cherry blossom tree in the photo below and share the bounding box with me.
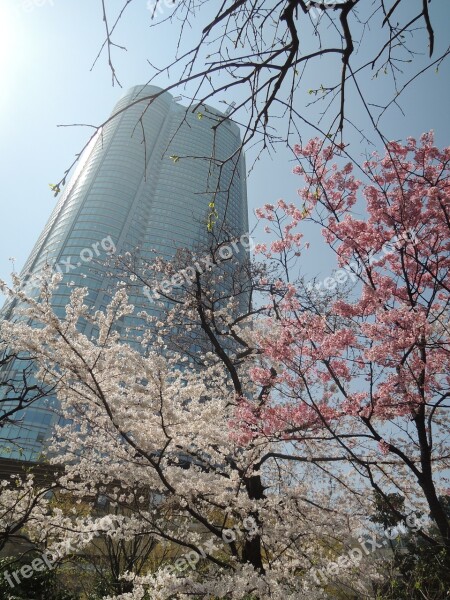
[247,132,450,576]
[2,132,449,595]
[0,249,379,599]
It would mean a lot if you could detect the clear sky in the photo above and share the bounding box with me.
[0,0,449,289]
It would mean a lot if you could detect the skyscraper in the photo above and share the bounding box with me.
[0,85,248,460]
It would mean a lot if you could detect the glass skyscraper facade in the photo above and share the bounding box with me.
[0,85,248,460]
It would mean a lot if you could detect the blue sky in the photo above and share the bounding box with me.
[0,0,449,288]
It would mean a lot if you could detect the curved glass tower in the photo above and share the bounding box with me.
[0,85,248,460]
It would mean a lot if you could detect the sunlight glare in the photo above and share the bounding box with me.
[0,9,17,79]
[0,5,28,112]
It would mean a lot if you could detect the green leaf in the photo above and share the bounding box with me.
[49,183,61,196]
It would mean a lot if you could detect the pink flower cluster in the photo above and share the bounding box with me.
[239,133,450,440]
